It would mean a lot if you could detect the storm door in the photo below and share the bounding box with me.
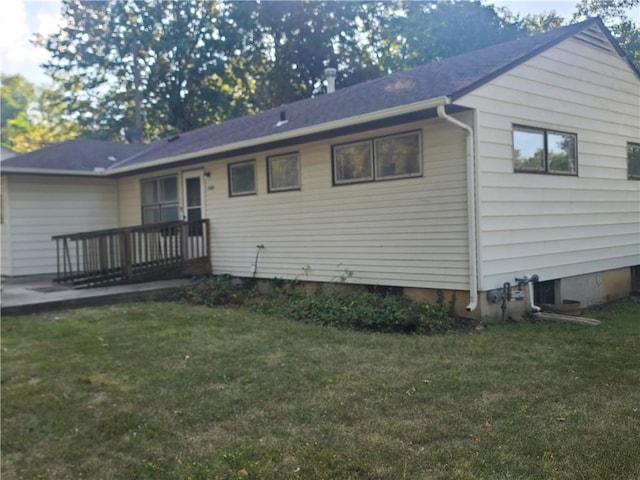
[182,170,205,238]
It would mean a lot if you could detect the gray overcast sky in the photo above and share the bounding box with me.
[1,0,638,87]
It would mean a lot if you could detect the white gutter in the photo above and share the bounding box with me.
[1,97,451,177]
[112,96,451,175]
[0,167,106,176]
[436,105,479,312]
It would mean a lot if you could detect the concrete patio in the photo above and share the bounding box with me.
[1,275,194,316]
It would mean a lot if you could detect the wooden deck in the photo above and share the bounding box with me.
[52,219,211,287]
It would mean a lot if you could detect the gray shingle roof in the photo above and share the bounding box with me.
[116,19,606,169]
[0,139,146,172]
[4,18,629,175]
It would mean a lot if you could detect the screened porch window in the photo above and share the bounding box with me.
[141,175,179,224]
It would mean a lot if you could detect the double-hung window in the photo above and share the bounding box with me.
[513,126,577,175]
[141,175,179,224]
[333,130,422,185]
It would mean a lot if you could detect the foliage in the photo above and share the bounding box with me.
[380,1,526,72]
[255,286,459,335]
[176,275,460,335]
[30,0,640,143]
[1,299,639,479]
[1,75,80,153]
[227,1,377,110]
[39,0,250,141]
[1,75,35,148]
[5,87,80,153]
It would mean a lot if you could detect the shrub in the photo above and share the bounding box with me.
[254,287,456,334]
[177,277,460,335]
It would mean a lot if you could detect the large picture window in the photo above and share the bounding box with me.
[229,160,256,196]
[513,126,577,175]
[333,130,421,185]
[268,153,300,192]
[141,175,179,224]
[628,143,640,180]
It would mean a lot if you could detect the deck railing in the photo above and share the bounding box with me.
[52,219,211,287]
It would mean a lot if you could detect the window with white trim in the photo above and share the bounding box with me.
[513,126,577,175]
[627,143,640,180]
[268,152,300,192]
[229,160,256,196]
[140,175,179,224]
[332,130,422,185]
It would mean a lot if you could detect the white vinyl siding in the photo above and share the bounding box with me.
[459,35,640,289]
[1,175,11,275]
[3,175,119,276]
[203,118,469,290]
[116,120,468,290]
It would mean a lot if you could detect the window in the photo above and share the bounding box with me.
[141,175,179,224]
[333,140,373,184]
[268,153,300,192]
[513,126,577,175]
[333,130,421,185]
[628,143,640,179]
[375,131,422,180]
[229,160,256,196]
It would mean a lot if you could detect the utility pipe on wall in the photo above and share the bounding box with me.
[437,105,478,311]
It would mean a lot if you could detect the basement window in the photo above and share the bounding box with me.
[333,130,421,185]
[513,126,577,175]
[628,143,640,180]
[268,152,300,192]
[141,175,179,224]
[229,160,256,196]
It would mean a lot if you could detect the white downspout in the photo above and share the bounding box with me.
[437,105,478,311]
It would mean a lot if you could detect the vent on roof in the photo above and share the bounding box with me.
[107,155,117,161]
[275,110,288,128]
[324,67,337,93]
[574,25,617,55]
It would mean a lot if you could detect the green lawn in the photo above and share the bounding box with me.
[2,299,639,479]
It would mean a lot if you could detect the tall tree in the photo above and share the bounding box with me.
[1,75,35,148]
[39,0,248,141]
[6,87,81,153]
[378,1,526,72]
[1,75,80,153]
[228,1,376,110]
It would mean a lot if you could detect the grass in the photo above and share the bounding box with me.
[2,298,639,479]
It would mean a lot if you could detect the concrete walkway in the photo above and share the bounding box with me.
[1,275,194,316]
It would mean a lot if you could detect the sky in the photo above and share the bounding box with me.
[0,0,637,87]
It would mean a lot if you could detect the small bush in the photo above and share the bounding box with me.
[253,287,455,334]
[177,277,460,335]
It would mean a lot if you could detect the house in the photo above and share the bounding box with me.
[1,18,639,320]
